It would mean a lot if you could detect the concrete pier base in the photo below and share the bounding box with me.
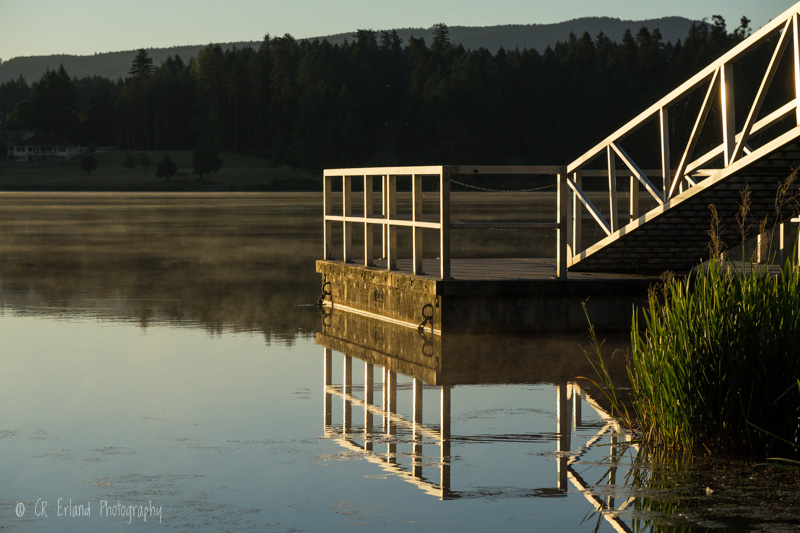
[316,258,658,334]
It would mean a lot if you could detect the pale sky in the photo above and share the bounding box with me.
[2,0,798,60]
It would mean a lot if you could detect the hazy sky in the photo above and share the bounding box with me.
[2,0,798,60]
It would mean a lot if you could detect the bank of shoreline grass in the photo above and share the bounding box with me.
[630,256,800,456]
[0,151,320,192]
[587,178,800,459]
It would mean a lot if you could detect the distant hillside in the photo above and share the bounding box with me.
[321,16,695,53]
[0,16,695,84]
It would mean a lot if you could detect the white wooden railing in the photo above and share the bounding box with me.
[323,165,569,279]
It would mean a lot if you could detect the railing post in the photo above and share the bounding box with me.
[607,147,618,232]
[571,171,582,258]
[794,14,800,126]
[413,173,424,274]
[364,175,374,267]
[381,175,388,259]
[721,62,736,166]
[660,107,671,199]
[343,175,352,262]
[557,169,568,279]
[629,175,640,223]
[440,167,451,279]
[387,175,397,270]
[323,174,333,260]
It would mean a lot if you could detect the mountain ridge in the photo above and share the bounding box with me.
[0,16,696,84]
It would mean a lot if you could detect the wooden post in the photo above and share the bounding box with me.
[323,174,333,259]
[557,170,568,279]
[571,171,582,257]
[721,62,736,166]
[413,173,424,274]
[795,14,800,126]
[440,167,451,279]
[757,233,766,264]
[629,175,640,223]
[343,175,352,262]
[364,175,374,266]
[607,146,618,232]
[387,175,397,270]
[660,107,672,199]
[381,175,388,259]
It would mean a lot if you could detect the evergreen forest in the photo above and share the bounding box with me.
[0,17,755,171]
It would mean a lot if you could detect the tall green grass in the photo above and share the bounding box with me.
[629,256,800,455]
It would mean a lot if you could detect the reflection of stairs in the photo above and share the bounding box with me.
[567,3,800,274]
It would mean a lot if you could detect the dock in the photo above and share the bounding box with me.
[317,257,656,333]
[317,4,800,333]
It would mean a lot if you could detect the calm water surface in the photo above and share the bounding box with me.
[0,193,797,532]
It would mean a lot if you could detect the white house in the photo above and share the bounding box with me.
[11,134,81,162]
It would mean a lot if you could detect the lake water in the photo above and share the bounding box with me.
[1,193,798,532]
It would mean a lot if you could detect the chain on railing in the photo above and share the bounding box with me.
[450,178,556,193]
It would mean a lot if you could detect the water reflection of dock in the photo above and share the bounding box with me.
[318,307,637,531]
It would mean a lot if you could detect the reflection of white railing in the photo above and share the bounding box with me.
[559,382,636,533]
[322,347,452,499]
[323,165,569,279]
[323,346,641,522]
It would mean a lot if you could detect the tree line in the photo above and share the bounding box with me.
[0,16,755,170]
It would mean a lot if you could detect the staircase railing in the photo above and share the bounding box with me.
[565,2,800,264]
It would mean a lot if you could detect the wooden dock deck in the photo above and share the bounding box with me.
[362,257,652,281]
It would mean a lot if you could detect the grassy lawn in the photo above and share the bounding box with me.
[0,151,319,191]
